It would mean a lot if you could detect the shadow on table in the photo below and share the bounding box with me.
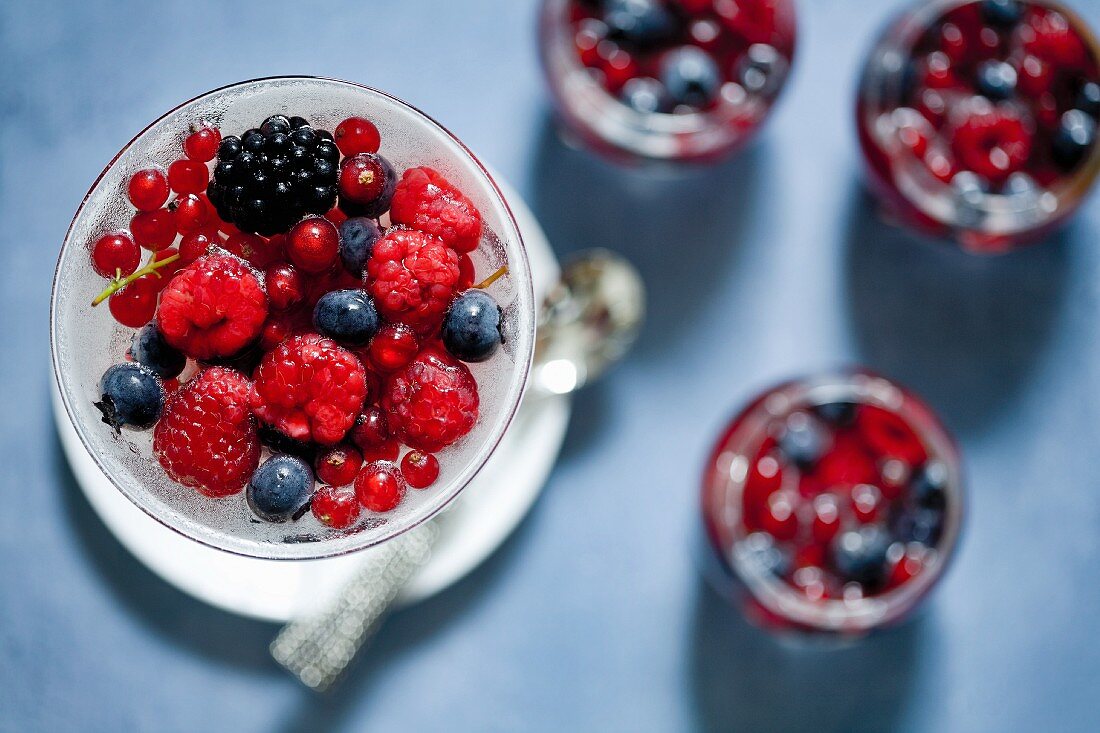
[689,580,923,733]
[528,114,763,362]
[275,509,537,733]
[843,185,1071,437]
[52,429,281,675]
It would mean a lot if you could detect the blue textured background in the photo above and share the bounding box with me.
[4,1,1100,731]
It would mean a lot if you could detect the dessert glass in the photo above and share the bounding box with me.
[700,371,964,635]
[50,77,536,560]
[538,0,796,164]
[856,0,1100,252]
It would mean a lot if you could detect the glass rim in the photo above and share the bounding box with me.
[50,75,535,560]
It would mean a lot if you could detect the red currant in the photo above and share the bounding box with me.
[91,232,140,278]
[574,19,606,67]
[362,440,400,463]
[355,462,407,512]
[130,209,177,251]
[127,168,169,211]
[761,490,798,541]
[183,125,221,162]
[316,445,364,487]
[338,153,390,207]
[150,247,182,289]
[286,216,339,273]
[179,231,216,265]
[323,207,348,227]
[171,193,212,235]
[857,405,928,466]
[226,232,276,268]
[264,263,306,311]
[401,450,440,489]
[368,324,419,372]
[596,42,637,93]
[850,483,882,523]
[108,276,159,327]
[350,407,390,453]
[167,158,209,194]
[311,484,362,529]
[334,116,381,156]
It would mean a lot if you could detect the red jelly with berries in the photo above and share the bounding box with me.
[856,0,1100,251]
[539,0,796,163]
[700,372,964,635]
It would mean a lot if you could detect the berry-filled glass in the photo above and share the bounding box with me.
[539,0,796,163]
[856,0,1100,252]
[51,78,535,559]
[700,372,964,635]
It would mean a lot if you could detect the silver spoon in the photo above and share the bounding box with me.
[270,249,645,691]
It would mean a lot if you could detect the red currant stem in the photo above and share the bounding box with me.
[473,265,508,290]
[90,252,180,307]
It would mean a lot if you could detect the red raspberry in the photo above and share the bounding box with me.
[355,461,407,512]
[857,406,927,466]
[153,367,260,497]
[366,228,460,334]
[311,484,362,528]
[315,445,363,487]
[382,350,479,452]
[251,334,368,444]
[389,167,482,254]
[401,450,440,489]
[157,253,268,360]
[950,106,1031,183]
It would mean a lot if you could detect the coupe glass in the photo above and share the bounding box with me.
[51,77,536,560]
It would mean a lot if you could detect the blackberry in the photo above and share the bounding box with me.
[207,115,339,236]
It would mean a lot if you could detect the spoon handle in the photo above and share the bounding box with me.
[270,520,438,690]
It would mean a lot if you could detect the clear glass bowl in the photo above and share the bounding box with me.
[50,77,536,560]
[855,0,1100,252]
[700,371,965,635]
[538,0,796,164]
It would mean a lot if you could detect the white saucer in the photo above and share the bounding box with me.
[52,179,570,623]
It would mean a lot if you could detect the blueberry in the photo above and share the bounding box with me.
[130,323,185,379]
[313,289,380,346]
[247,455,314,523]
[338,217,382,277]
[1052,109,1097,170]
[910,460,949,511]
[976,60,1017,101]
[1078,81,1100,117]
[95,362,164,432]
[813,401,858,427]
[442,290,503,362]
[736,43,786,97]
[661,46,721,108]
[620,77,669,114]
[890,506,945,546]
[603,0,677,46]
[777,412,830,468]
[980,0,1023,27]
[831,526,892,588]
